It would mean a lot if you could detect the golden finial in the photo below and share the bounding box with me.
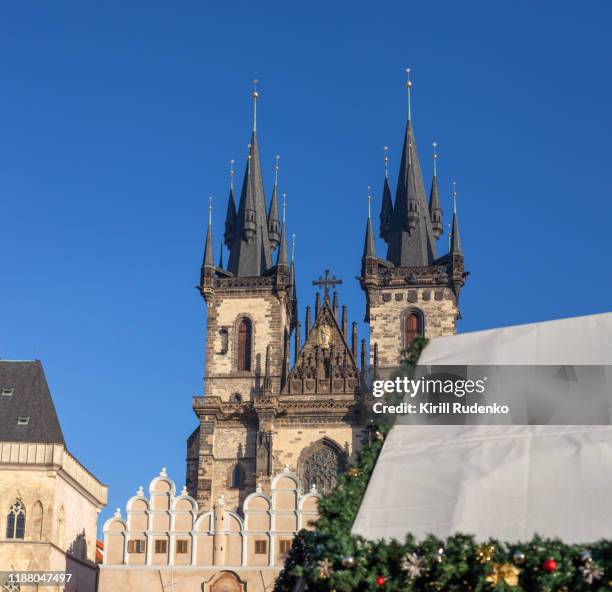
[405,68,412,121]
[274,154,280,186]
[452,181,457,214]
[229,159,235,191]
[432,142,438,176]
[252,79,259,132]
[208,196,213,226]
[367,185,372,219]
[282,192,287,224]
[383,146,389,179]
[291,233,296,263]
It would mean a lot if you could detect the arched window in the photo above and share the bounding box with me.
[237,318,252,372]
[230,464,243,489]
[404,312,422,348]
[6,500,25,539]
[298,439,346,494]
[31,501,43,541]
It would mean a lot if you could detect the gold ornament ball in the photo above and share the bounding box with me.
[512,550,526,565]
[341,556,355,568]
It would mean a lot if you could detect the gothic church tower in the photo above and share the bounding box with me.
[359,73,468,370]
[188,86,366,513]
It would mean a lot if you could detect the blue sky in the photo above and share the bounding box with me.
[1,1,610,531]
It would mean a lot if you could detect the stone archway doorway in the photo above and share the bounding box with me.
[207,571,245,592]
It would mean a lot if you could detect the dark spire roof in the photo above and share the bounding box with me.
[379,176,393,242]
[363,214,376,259]
[276,222,288,267]
[385,120,438,267]
[202,200,214,268]
[0,360,65,445]
[226,131,273,277]
[223,187,236,247]
[429,177,443,240]
[450,190,462,254]
[267,157,281,251]
[218,240,224,268]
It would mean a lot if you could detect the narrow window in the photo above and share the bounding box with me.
[155,539,167,553]
[1,388,14,396]
[254,540,267,554]
[404,312,421,348]
[176,539,189,554]
[6,500,25,539]
[237,318,252,371]
[127,539,146,553]
[17,417,30,426]
[230,464,242,488]
[279,540,292,556]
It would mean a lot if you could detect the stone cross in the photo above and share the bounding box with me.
[312,270,342,302]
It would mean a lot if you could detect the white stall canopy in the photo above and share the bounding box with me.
[352,313,612,543]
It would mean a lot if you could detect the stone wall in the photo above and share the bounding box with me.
[204,289,289,401]
[0,442,107,592]
[368,286,458,367]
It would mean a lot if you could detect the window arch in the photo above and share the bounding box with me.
[229,463,243,489]
[31,501,43,540]
[298,439,347,494]
[6,500,25,539]
[403,309,424,349]
[237,318,252,372]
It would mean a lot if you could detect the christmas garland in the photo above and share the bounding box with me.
[275,337,612,591]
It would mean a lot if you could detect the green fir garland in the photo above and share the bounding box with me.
[275,338,612,591]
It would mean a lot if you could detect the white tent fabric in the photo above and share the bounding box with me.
[418,312,612,366]
[352,313,612,543]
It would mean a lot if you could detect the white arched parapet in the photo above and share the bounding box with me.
[271,470,302,492]
[298,491,322,511]
[172,493,198,512]
[126,495,150,512]
[243,491,272,512]
[223,510,245,533]
[194,511,214,532]
[148,468,177,496]
[102,516,127,533]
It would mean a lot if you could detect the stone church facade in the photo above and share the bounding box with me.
[100,78,467,591]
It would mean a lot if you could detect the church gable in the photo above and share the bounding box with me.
[285,300,359,395]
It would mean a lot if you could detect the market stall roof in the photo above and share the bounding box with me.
[352,313,612,543]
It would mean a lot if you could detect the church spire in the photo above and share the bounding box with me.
[429,142,443,239]
[203,196,215,268]
[226,81,273,277]
[276,220,289,268]
[379,146,393,242]
[223,160,236,247]
[363,187,377,260]
[267,155,281,250]
[385,69,437,267]
[450,182,462,254]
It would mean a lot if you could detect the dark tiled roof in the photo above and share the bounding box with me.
[226,131,274,277]
[0,360,65,445]
[385,121,438,267]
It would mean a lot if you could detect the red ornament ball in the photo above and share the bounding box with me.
[376,575,386,587]
[543,558,558,572]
